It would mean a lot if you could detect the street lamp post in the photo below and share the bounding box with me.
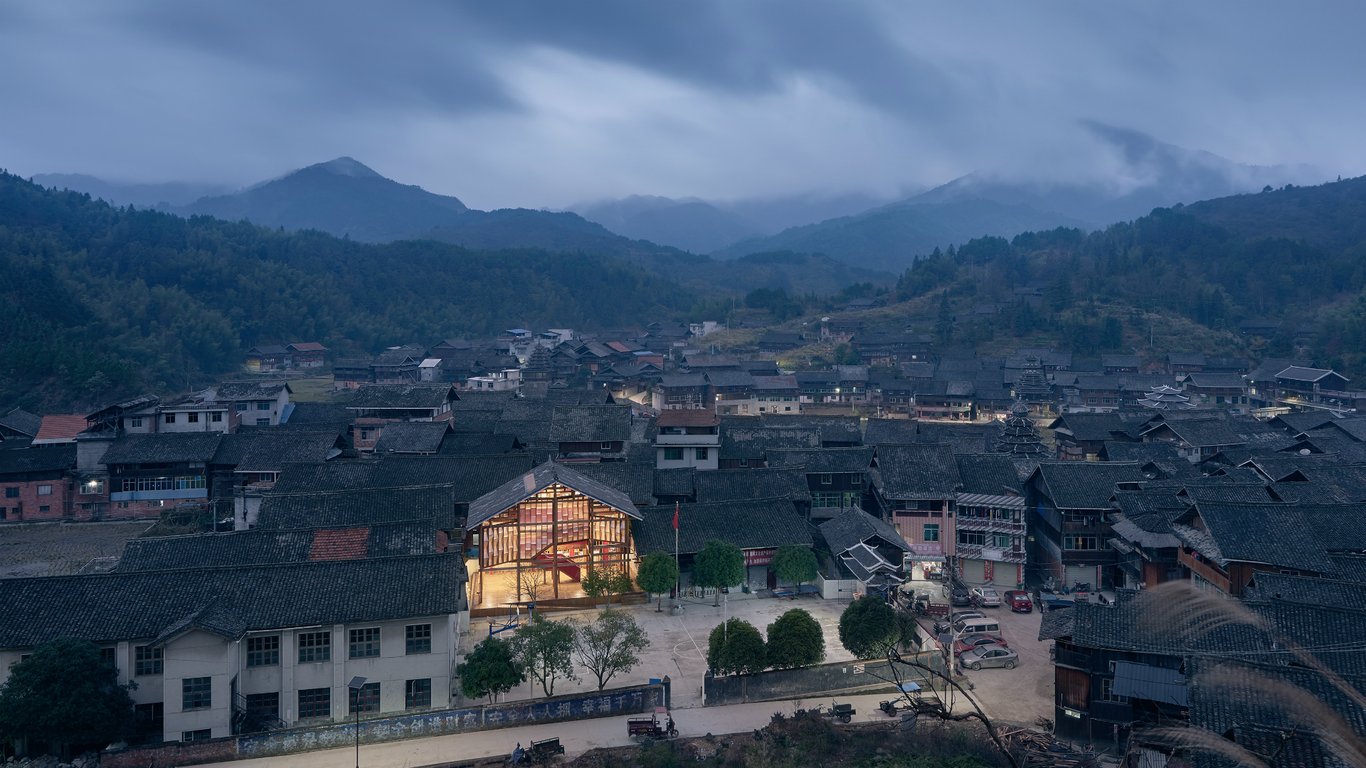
[347,675,368,768]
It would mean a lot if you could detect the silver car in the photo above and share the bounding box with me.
[970,586,1002,607]
[960,645,1019,670]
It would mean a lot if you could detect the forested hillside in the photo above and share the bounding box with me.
[896,177,1366,372]
[0,172,696,410]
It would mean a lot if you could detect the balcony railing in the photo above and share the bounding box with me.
[956,542,1026,564]
[955,517,1025,535]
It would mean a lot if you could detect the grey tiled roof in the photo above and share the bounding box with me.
[693,468,811,503]
[1048,412,1132,442]
[213,381,290,401]
[913,422,1002,453]
[767,447,874,474]
[257,486,461,530]
[0,408,42,437]
[873,443,961,499]
[116,521,438,571]
[567,459,657,506]
[466,461,641,528]
[953,453,1023,495]
[1246,572,1366,612]
[721,426,820,459]
[272,454,534,502]
[863,419,920,446]
[634,498,812,556]
[818,507,911,556]
[344,383,455,409]
[755,415,862,445]
[1178,499,1337,574]
[548,405,632,443]
[375,421,451,453]
[653,467,695,497]
[101,432,223,465]
[1143,416,1246,448]
[1032,461,1147,510]
[214,431,345,472]
[0,443,76,475]
[0,554,466,648]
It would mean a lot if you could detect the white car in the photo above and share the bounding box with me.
[970,586,1002,607]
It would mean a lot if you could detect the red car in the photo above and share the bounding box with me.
[1004,589,1033,613]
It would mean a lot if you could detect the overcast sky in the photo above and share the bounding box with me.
[2,1,1362,209]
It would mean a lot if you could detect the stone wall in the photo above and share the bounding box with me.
[103,682,665,767]
[703,653,945,707]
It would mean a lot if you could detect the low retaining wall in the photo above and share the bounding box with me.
[704,652,945,707]
[104,682,665,767]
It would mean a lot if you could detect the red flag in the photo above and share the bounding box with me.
[672,501,679,530]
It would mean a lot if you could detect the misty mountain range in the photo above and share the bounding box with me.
[34,124,1319,275]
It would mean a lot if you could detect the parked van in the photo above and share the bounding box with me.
[952,617,1003,638]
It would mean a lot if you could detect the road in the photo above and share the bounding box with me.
[194,689,983,768]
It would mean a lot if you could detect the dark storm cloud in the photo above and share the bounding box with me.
[2,1,1363,208]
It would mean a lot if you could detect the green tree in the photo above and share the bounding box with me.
[838,596,899,659]
[582,568,633,607]
[636,552,679,612]
[707,618,767,675]
[693,539,745,606]
[574,609,651,691]
[510,614,578,697]
[771,545,818,591]
[455,637,524,703]
[0,639,134,758]
[765,608,825,669]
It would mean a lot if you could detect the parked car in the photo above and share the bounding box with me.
[934,610,984,635]
[1004,590,1033,613]
[953,633,1010,656]
[970,586,1002,607]
[944,583,972,607]
[959,645,1019,670]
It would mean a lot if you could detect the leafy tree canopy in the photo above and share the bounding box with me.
[838,596,899,659]
[510,614,577,697]
[636,552,679,611]
[455,637,525,703]
[765,608,825,669]
[771,545,818,589]
[0,639,134,752]
[693,540,745,606]
[707,618,767,676]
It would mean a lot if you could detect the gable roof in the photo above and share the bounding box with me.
[863,419,921,446]
[344,383,456,410]
[31,414,88,444]
[101,432,222,465]
[548,405,632,443]
[256,486,460,530]
[466,461,641,528]
[1031,461,1147,509]
[634,498,812,556]
[212,431,345,471]
[693,467,811,503]
[873,443,961,499]
[1175,500,1338,574]
[0,408,42,437]
[721,426,821,459]
[767,446,874,474]
[954,453,1024,495]
[0,443,76,476]
[0,555,466,648]
[1275,365,1344,383]
[819,506,911,556]
[374,421,452,454]
[213,381,291,401]
[116,521,437,571]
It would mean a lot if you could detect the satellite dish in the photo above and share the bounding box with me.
[821,317,831,322]
[1299,448,1311,456]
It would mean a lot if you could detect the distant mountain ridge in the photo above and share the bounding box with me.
[31,173,230,208]
[717,123,1321,272]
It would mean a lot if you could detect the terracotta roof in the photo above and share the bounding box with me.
[309,527,371,561]
[33,414,89,443]
[657,409,719,428]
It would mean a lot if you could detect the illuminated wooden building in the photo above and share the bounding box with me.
[465,462,640,610]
